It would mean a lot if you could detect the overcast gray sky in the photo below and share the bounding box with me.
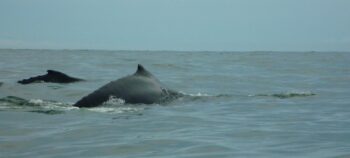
[0,0,349,51]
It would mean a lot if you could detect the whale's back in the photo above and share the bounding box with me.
[73,74,164,108]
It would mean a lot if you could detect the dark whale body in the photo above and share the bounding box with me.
[74,64,180,108]
[18,70,84,84]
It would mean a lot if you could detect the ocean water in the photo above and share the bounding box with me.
[0,49,349,158]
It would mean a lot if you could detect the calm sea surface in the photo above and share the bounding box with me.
[0,49,349,158]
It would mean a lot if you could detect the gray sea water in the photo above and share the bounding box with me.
[0,49,349,158]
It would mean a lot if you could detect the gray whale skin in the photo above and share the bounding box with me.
[73,64,180,108]
[18,70,84,84]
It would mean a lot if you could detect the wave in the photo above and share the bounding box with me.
[151,63,187,70]
[0,91,316,114]
[168,92,233,104]
[252,91,316,99]
[0,96,77,114]
[172,91,316,103]
[0,96,145,115]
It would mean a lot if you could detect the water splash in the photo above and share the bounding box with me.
[102,96,125,106]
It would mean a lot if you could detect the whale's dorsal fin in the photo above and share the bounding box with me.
[47,70,66,76]
[135,64,152,77]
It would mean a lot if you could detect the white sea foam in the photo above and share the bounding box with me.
[87,106,143,114]
[182,92,212,97]
[28,98,79,111]
[28,99,45,104]
[102,96,125,105]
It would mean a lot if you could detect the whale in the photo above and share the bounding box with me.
[73,64,181,108]
[18,70,84,84]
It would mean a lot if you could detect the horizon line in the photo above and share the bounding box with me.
[0,48,348,53]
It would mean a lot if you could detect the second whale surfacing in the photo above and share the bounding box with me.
[18,70,84,84]
[73,64,182,108]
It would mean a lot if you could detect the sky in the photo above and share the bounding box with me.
[0,0,350,51]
